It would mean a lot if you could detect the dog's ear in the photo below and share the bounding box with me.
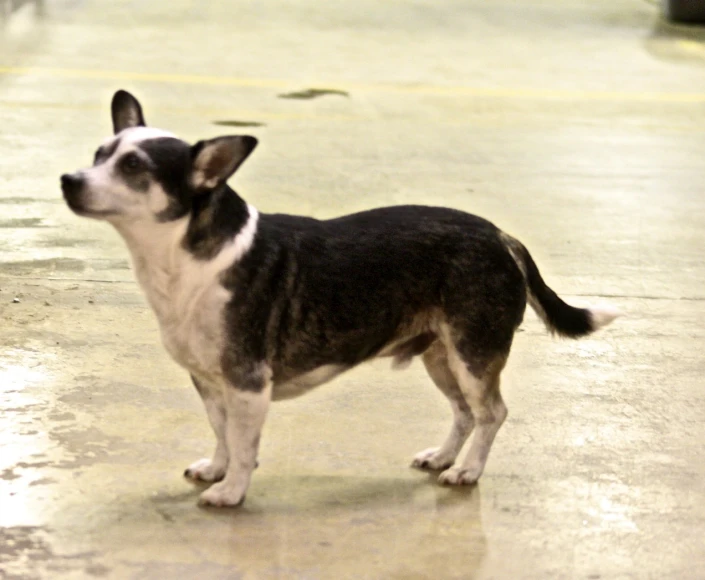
[189,136,258,191]
[111,90,146,134]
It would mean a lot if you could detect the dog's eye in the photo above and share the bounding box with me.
[121,153,142,173]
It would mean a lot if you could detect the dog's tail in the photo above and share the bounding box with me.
[500,232,620,338]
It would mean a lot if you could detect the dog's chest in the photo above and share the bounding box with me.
[137,259,231,379]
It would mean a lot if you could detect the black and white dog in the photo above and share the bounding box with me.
[60,90,619,507]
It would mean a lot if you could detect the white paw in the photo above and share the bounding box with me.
[198,481,246,508]
[411,447,455,470]
[184,458,226,483]
[438,466,481,486]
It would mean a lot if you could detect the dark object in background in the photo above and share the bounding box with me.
[663,0,705,23]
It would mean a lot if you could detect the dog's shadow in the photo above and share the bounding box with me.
[145,471,488,575]
[151,470,480,513]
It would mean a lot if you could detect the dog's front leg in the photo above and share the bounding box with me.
[184,375,229,483]
[198,375,271,508]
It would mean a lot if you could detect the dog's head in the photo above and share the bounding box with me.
[61,90,257,224]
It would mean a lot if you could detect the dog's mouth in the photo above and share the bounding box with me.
[64,198,116,219]
[61,173,115,218]
[62,192,100,217]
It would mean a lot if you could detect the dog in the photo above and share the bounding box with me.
[60,90,619,507]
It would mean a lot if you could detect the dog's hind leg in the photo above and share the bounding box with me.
[438,346,508,486]
[184,375,229,483]
[412,341,475,471]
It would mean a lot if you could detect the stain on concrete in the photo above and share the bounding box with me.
[0,218,49,228]
[99,259,131,271]
[49,426,128,469]
[278,88,349,100]
[213,120,266,127]
[60,375,194,410]
[0,258,86,274]
[15,461,53,469]
[48,412,77,422]
[29,477,58,487]
[35,238,93,248]
[126,561,244,579]
[3,406,43,413]
[85,564,112,577]
[0,197,62,205]
[1,467,20,481]
[153,506,175,523]
[0,526,106,580]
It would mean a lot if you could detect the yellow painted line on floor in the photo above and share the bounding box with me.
[0,66,290,89]
[2,65,705,103]
[1,100,704,133]
[0,99,359,122]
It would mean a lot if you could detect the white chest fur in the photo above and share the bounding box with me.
[118,207,259,380]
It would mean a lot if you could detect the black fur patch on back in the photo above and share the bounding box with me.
[220,205,528,388]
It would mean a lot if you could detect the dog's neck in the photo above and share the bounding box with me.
[111,194,259,323]
[184,186,251,260]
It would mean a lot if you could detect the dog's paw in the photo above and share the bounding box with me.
[438,466,481,486]
[198,482,246,508]
[411,447,455,471]
[184,458,226,483]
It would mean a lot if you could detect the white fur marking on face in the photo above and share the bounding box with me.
[79,127,181,219]
[118,126,177,145]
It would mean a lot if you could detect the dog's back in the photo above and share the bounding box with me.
[220,205,526,386]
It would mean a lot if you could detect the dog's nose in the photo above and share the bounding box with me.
[61,173,80,192]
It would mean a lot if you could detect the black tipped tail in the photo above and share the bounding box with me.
[501,233,620,338]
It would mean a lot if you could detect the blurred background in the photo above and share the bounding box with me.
[1,1,704,578]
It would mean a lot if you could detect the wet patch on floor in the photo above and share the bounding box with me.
[0,197,62,205]
[48,425,129,469]
[278,88,349,100]
[28,477,58,487]
[0,526,108,580]
[1,467,21,481]
[126,561,245,579]
[94,259,130,271]
[13,461,53,470]
[34,238,94,249]
[213,120,266,127]
[48,412,76,422]
[0,218,50,229]
[0,258,86,274]
[59,375,194,410]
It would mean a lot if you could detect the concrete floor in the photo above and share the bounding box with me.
[1,0,704,578]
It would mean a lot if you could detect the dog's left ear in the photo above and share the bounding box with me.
[189,136,258,191]
[111,90,146,134]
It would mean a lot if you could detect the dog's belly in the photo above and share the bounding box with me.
[272,364,347,401]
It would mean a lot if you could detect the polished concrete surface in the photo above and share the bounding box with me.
[1,0,705,578]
